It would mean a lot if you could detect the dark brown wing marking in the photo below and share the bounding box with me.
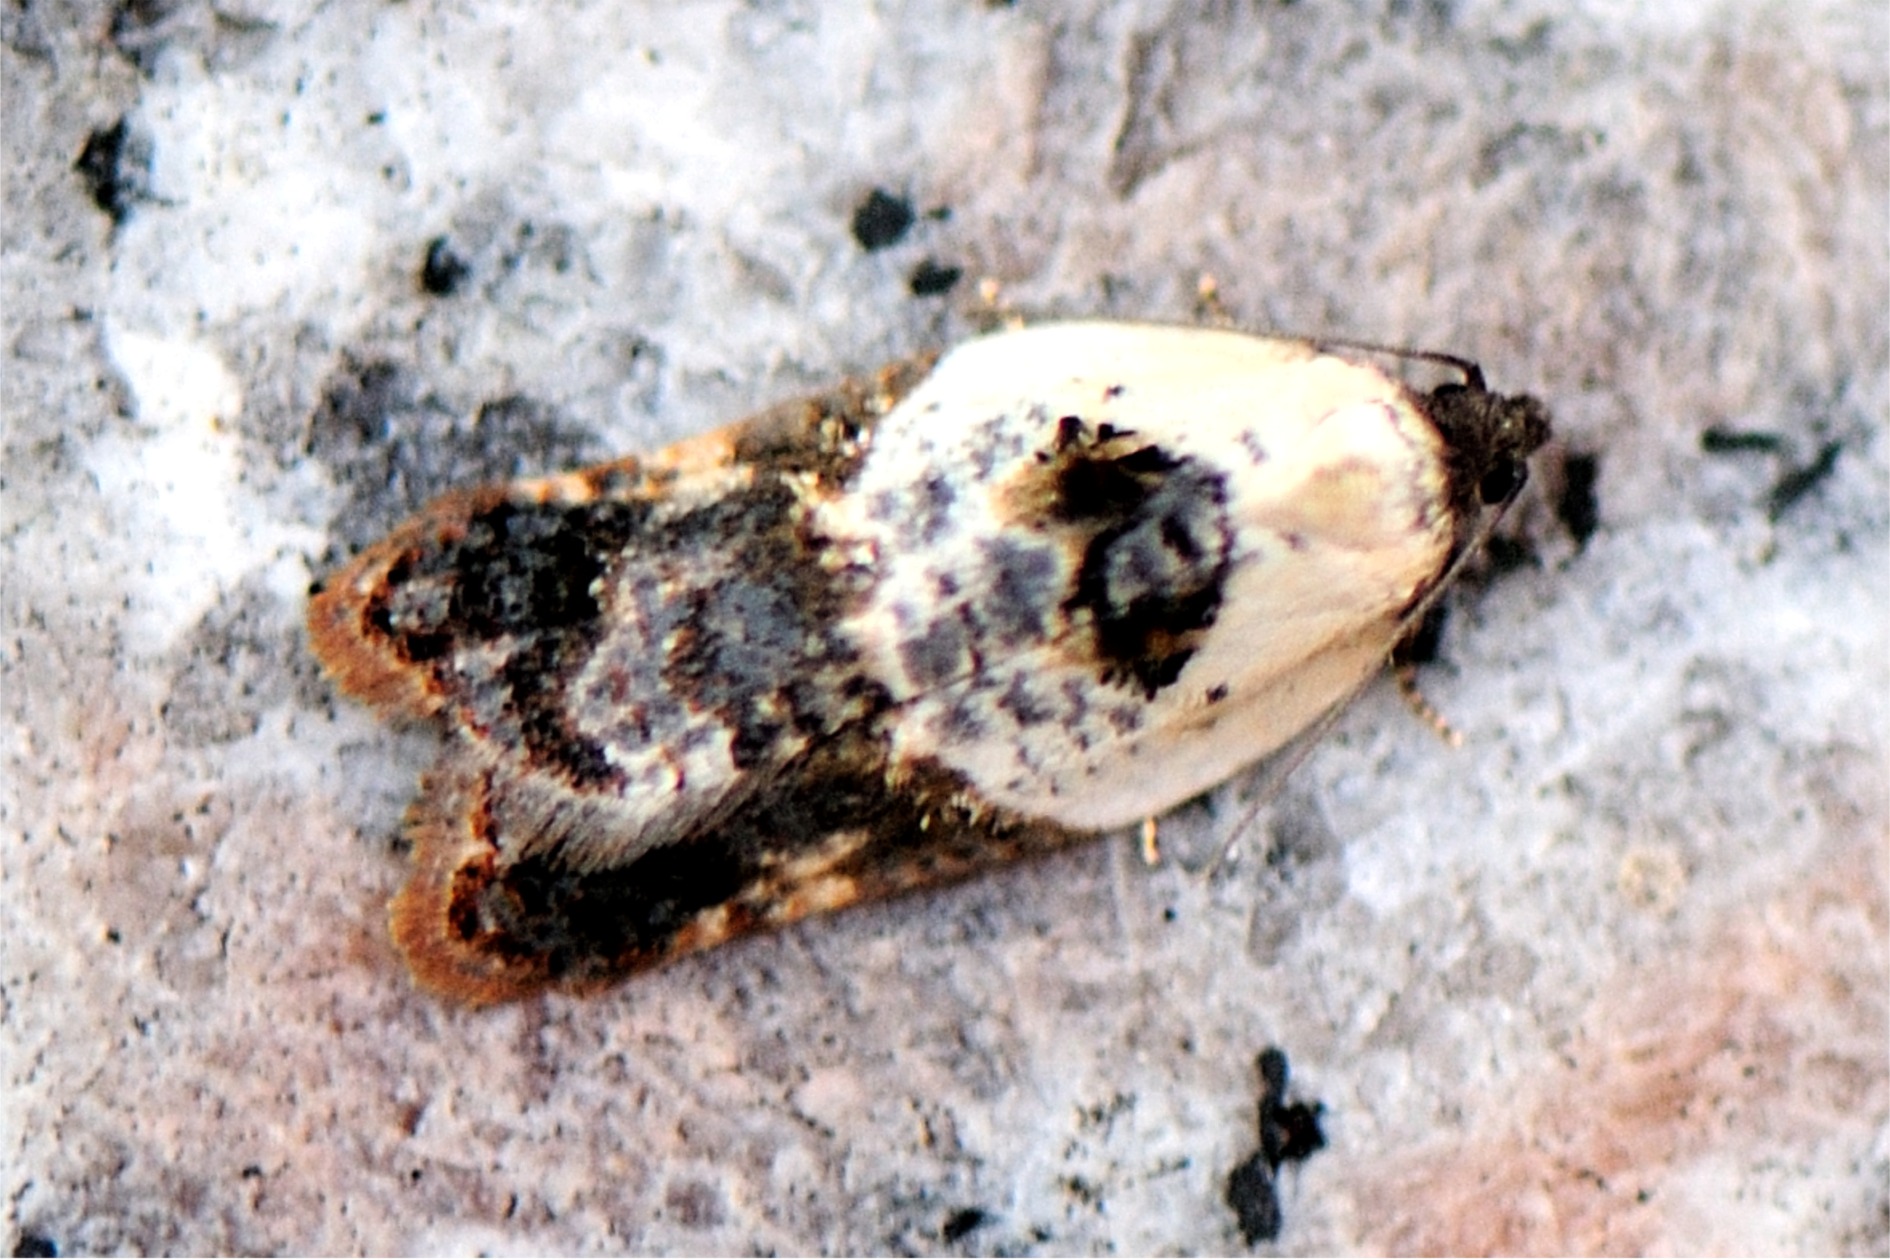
[314,355,1087,1003]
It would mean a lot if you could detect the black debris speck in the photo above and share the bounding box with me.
[12,1235,58,1259]
[1766,440,1842,522]
[1555,451,1601,545]
[74,117,152,224]
[851,188,916,251]
[1224,1046,1327,1246]
[940,1206,992,1243]
[419,236,472,296]
[1225,1153,1283,1246]
[1700,426,1784,454]
[909,258,963,297]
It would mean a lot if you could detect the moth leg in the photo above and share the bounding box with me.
[1394,663,1465,748]
[1193,273,1236,326]
[1139,816,1162,867]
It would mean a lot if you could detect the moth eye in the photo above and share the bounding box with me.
[1478,459,1527,505]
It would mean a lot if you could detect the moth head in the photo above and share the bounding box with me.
[1419,371,1554,517]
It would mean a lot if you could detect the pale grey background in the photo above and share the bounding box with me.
[4,1,1885,1254]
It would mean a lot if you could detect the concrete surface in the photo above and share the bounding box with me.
[3,0,1885,1253]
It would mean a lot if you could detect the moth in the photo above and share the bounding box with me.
[307,321,1551,1003]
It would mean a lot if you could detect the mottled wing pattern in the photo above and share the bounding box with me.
[310,354,1078,1003]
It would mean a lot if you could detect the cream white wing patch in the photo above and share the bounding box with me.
[821,324,1463,829]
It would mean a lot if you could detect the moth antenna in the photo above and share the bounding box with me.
[1308,336,1489,392]
[1204,695,1357,880]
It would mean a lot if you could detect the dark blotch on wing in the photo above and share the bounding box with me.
[448,501,644,638]
[1039,420,1233,699]
[899,612,972,692]
[977,536,1064,647]
[371,499,646,787]
[661,480,887,767]
[457,747,1076,989]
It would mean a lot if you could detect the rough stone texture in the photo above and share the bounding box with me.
[4,1,1884,1253]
